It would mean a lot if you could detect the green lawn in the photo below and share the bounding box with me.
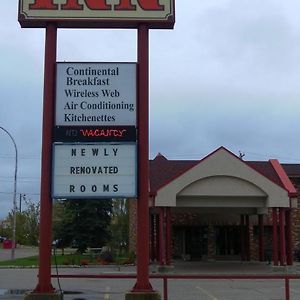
[0,253,94,267]
[0,256,39,267]
[0,256,38,267]
[0,254,133,267]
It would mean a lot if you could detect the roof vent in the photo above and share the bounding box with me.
[154,152,167,160]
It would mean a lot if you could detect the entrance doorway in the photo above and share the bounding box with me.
[173,226,208,260]
[185,226,208,260]
[215,226,241,256]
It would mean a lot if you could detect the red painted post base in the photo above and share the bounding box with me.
[24,291,63,300]
[125,291,161,300]
[33,283,55,293]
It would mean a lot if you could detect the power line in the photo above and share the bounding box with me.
[150,151,300,162]
[0,176,40,179]
[0,155,40,160]
[245,151,300,162]
[0,178,40,182]
[0,191,40,196]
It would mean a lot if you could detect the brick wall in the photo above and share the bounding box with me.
[292,199,300,252]
[291,178,300,252]
[128,199,137,253]
[207,225,215,258]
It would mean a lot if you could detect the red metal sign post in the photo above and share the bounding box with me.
[125,24,160,299]
[35,23,57,294]
[136,24,151,291]
[24,24,59,300]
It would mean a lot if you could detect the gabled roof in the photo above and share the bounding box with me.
[149,147,298,196]
[150,155,198,195]
[245,161,284,189]
[269,159,297,196]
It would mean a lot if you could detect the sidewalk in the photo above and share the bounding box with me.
[160,259,299,274]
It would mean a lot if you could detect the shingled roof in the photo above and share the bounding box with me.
[282,164,300,177]
[149,154,198,195]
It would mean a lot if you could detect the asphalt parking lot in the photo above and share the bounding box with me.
[2,266,300,300]
[1,248,300,299]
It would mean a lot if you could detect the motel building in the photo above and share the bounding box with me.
[129,147,300,266]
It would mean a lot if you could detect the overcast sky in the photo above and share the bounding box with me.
[1,0,300,219]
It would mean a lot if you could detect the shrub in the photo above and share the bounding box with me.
[99,250,114,263]
[80,259,89,266]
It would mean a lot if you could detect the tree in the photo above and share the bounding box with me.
[22,199,40,245]
[53,199,112,253]
[52,200,74,254]
[109,198,129,255]
[3,198,40,246]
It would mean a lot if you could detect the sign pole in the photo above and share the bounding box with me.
[136,24,151,291]
[126,24,160,300]
[33,23,57,294]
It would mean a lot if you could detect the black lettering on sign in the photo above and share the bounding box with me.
[113,184,119,192]
[102,89,120,97]
[103,184,109,192]
[92,148,99,156]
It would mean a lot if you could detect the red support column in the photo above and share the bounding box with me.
[34,23,57,293]
[166,207,172,265]
[245,215,250,261]
[286,209,293,265]
[279,208,286,266]
[272,208,279,266]
[154,213,159,262]
[258,214,264,262]
[130,24,153,293]
[240,215,246,261]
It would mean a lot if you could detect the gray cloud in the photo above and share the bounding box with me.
[1,0,300,219]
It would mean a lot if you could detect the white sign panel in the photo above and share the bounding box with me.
[55,62,136,126]
[52,143,137,198]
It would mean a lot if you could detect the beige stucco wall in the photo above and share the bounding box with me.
[179,176,267,197]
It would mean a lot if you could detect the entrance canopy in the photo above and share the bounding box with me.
[151,147,295,211]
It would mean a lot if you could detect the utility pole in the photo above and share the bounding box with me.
[0,126,18,260]
[19,193,26,213]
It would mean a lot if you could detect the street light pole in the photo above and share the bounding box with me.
[0,126,18,260]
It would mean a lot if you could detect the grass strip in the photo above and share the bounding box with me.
[0,254,90,267]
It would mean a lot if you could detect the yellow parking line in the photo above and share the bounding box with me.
[196,286,218,300]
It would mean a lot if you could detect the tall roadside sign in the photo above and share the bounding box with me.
[53,62,137,199]
[18,1,175,299]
